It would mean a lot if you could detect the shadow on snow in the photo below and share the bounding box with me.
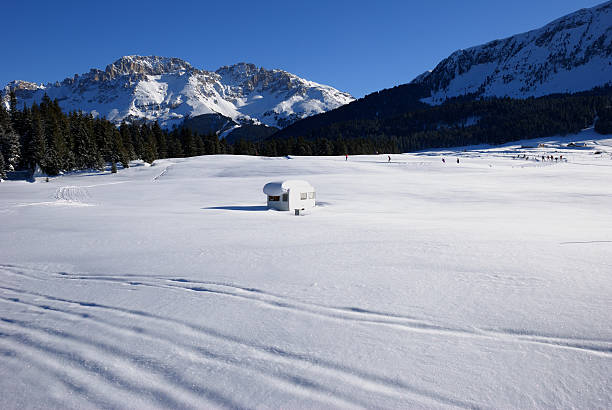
[202,205,270,212]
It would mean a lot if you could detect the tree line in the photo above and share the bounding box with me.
[223,88,612,156]
[0,92,232,178]
[2,88,611,178]
[268,87,612,154]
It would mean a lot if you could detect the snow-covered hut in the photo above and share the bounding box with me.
[263,180,316,211]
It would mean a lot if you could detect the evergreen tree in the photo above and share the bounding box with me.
[203,133,221,155]
[107,127,125,165]
[195,134,205,156]
[8,91,18,124]
[42,144,61,175]
[169,134,184,157]
[141,124,158,163]
[94,119,113,162]
[17,107,33,169]
[595,106,612,134]
[130,123,145,159]
[152,121,167,158]
[219,137,230,155]
[0,152,6,179]
[44,117,69,174]
[71,114,89,169]
[0,124,21,171]
[119,122,135,160]
[181,128,197,157]
[0,106,21,171]
[29,114,47,170]
[71,113,103,169]
[296,136,312,156]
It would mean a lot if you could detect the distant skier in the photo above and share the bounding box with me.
[456,158,460,164]
[442,158,446,163]
[388,155,391,163]
[345,154,348,161]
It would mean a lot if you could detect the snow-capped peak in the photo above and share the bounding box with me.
[413,1,612,103]
[216,62,259,78]
[5,80,44,91]
[3,56,354,130]
[104,55,196,78]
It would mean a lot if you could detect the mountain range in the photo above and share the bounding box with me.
[2,1,611,142]
[2,56,354,133]
[275,1,612,139]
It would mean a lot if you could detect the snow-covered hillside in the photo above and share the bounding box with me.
[2,56,354,129]
[414,1,612,103]
[1,129,611,408]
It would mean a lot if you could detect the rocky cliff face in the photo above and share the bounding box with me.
[3,56,354,129]
[413,1,612,103]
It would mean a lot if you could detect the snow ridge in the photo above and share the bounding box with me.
[413,1,612,103]
[2,56,354,129]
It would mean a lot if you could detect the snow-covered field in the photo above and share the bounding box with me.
[1,129,611,409]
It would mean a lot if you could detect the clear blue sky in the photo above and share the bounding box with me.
[1,0,604,98]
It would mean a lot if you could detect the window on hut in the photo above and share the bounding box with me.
[282,194,288,202]
[300,192,307,200]
[308,192,315,199]
[268,196,280,202]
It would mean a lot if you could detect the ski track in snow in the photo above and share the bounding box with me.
[0,264,478,409]
[1,263,611,408]
[54,186,92,203]
[3,264,612,357]
[13,182,128,208]
[152,166,171,182]
[13,186,94,208]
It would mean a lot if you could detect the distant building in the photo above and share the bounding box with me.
[263,180,316,211]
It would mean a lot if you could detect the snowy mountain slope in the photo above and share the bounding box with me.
[2,56,354,129]
[414,1,612,103]
[1,130,611,408]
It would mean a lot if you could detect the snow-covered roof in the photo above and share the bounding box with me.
[263,180,314,195]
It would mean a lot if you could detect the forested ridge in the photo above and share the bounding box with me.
[267,86,612,153]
